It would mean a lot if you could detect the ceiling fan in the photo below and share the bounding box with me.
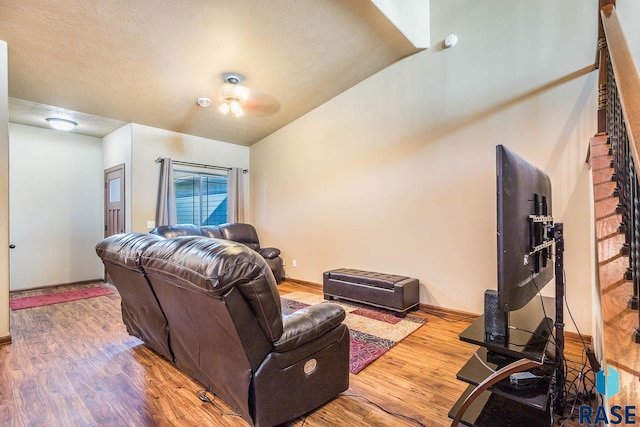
[198,73,280,118]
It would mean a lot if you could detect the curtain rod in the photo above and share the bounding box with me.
[155,157,248,174]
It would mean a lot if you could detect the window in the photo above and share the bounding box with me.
[174,170,227,226]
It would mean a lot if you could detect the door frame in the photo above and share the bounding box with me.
[104,163,126,237]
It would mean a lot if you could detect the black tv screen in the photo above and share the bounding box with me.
[496,145,553,312]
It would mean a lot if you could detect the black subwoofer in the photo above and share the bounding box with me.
[484,289,508,343]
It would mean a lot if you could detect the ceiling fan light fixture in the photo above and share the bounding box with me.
[217,72,248,118]
[229,99,244,117]
[219,96,245,118]
[218,102,231,115]
[225,75,240,85]
[46,117,78,131]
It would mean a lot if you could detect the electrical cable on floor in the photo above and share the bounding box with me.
[557,343,593,422]
[196,389,242,418]
[340,393,428,427]
[556,269,597,424]
[531,272,569,405]
[529,269,597,422]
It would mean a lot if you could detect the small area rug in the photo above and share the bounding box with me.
[10,285,114,310]
[280,291,426,374]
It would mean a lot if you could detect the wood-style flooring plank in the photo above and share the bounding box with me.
[1,279,596,426]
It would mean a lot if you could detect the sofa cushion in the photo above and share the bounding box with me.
[200,225,223,238]
[150,224,204,238]
[95,232,163,272]
[218,223,261,251]
[141,236,284,341]
[259,247,281,259]
[275,303,345,352]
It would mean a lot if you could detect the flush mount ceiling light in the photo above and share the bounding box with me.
[46,117,78,131]
[218,74,248,118]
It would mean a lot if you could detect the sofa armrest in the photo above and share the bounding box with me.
[274,303,345,352]
[259,247,281,259]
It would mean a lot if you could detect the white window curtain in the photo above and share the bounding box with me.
[156,157,177,226]
[227,167,245,223]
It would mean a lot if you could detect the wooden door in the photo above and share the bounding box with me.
[105,164,125,237]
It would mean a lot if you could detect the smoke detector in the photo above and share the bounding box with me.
[197,97,212,108]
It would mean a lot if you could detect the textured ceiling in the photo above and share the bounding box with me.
[0,0,422,145]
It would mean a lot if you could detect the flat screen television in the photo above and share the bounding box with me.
[486,145,554,342]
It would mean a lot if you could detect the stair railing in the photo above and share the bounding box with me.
[600,4,640,343]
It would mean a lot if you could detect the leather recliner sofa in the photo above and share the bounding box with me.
[150,223,285,283]
[95,232,173,361]
[95,233,350,427]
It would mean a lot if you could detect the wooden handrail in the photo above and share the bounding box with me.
[601,5,640,177]
[596,1,616,133]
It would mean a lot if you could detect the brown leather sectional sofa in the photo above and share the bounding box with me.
[96,233,349,427]
[150,223,285,283]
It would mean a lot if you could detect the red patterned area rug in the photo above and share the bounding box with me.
[280,291,427,374]
[10,285,114,310]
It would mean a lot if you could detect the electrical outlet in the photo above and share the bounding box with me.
[282,259,285,266]
[293,260,297,268]
[147,220,155,229]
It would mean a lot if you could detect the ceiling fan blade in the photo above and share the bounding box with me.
[244,92,281,116]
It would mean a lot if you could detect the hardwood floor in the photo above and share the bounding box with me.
[0,280,596,426]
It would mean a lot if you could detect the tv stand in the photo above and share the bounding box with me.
[449,223,565,426]
[448,314,555,426]
[450,356,545,426]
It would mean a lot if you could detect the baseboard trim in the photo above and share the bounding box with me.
[284,280,593,343]
[284,278,323,290]
[420,303,480,320]
[564,330,592,345]
[0,334,12,346]
[9,278,104,294]
[421,304,592,343]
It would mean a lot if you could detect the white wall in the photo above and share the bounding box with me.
[9,124,104,290]
[617,0,640,67]
[129,124,250,232]
[251,0,597,334]
[0,40,9,340]
[371,0,430,48]
[103,124,133,232]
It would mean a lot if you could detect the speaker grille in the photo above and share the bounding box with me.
[484,290,508,343]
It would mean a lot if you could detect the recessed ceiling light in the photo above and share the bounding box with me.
[46,117,78,131]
